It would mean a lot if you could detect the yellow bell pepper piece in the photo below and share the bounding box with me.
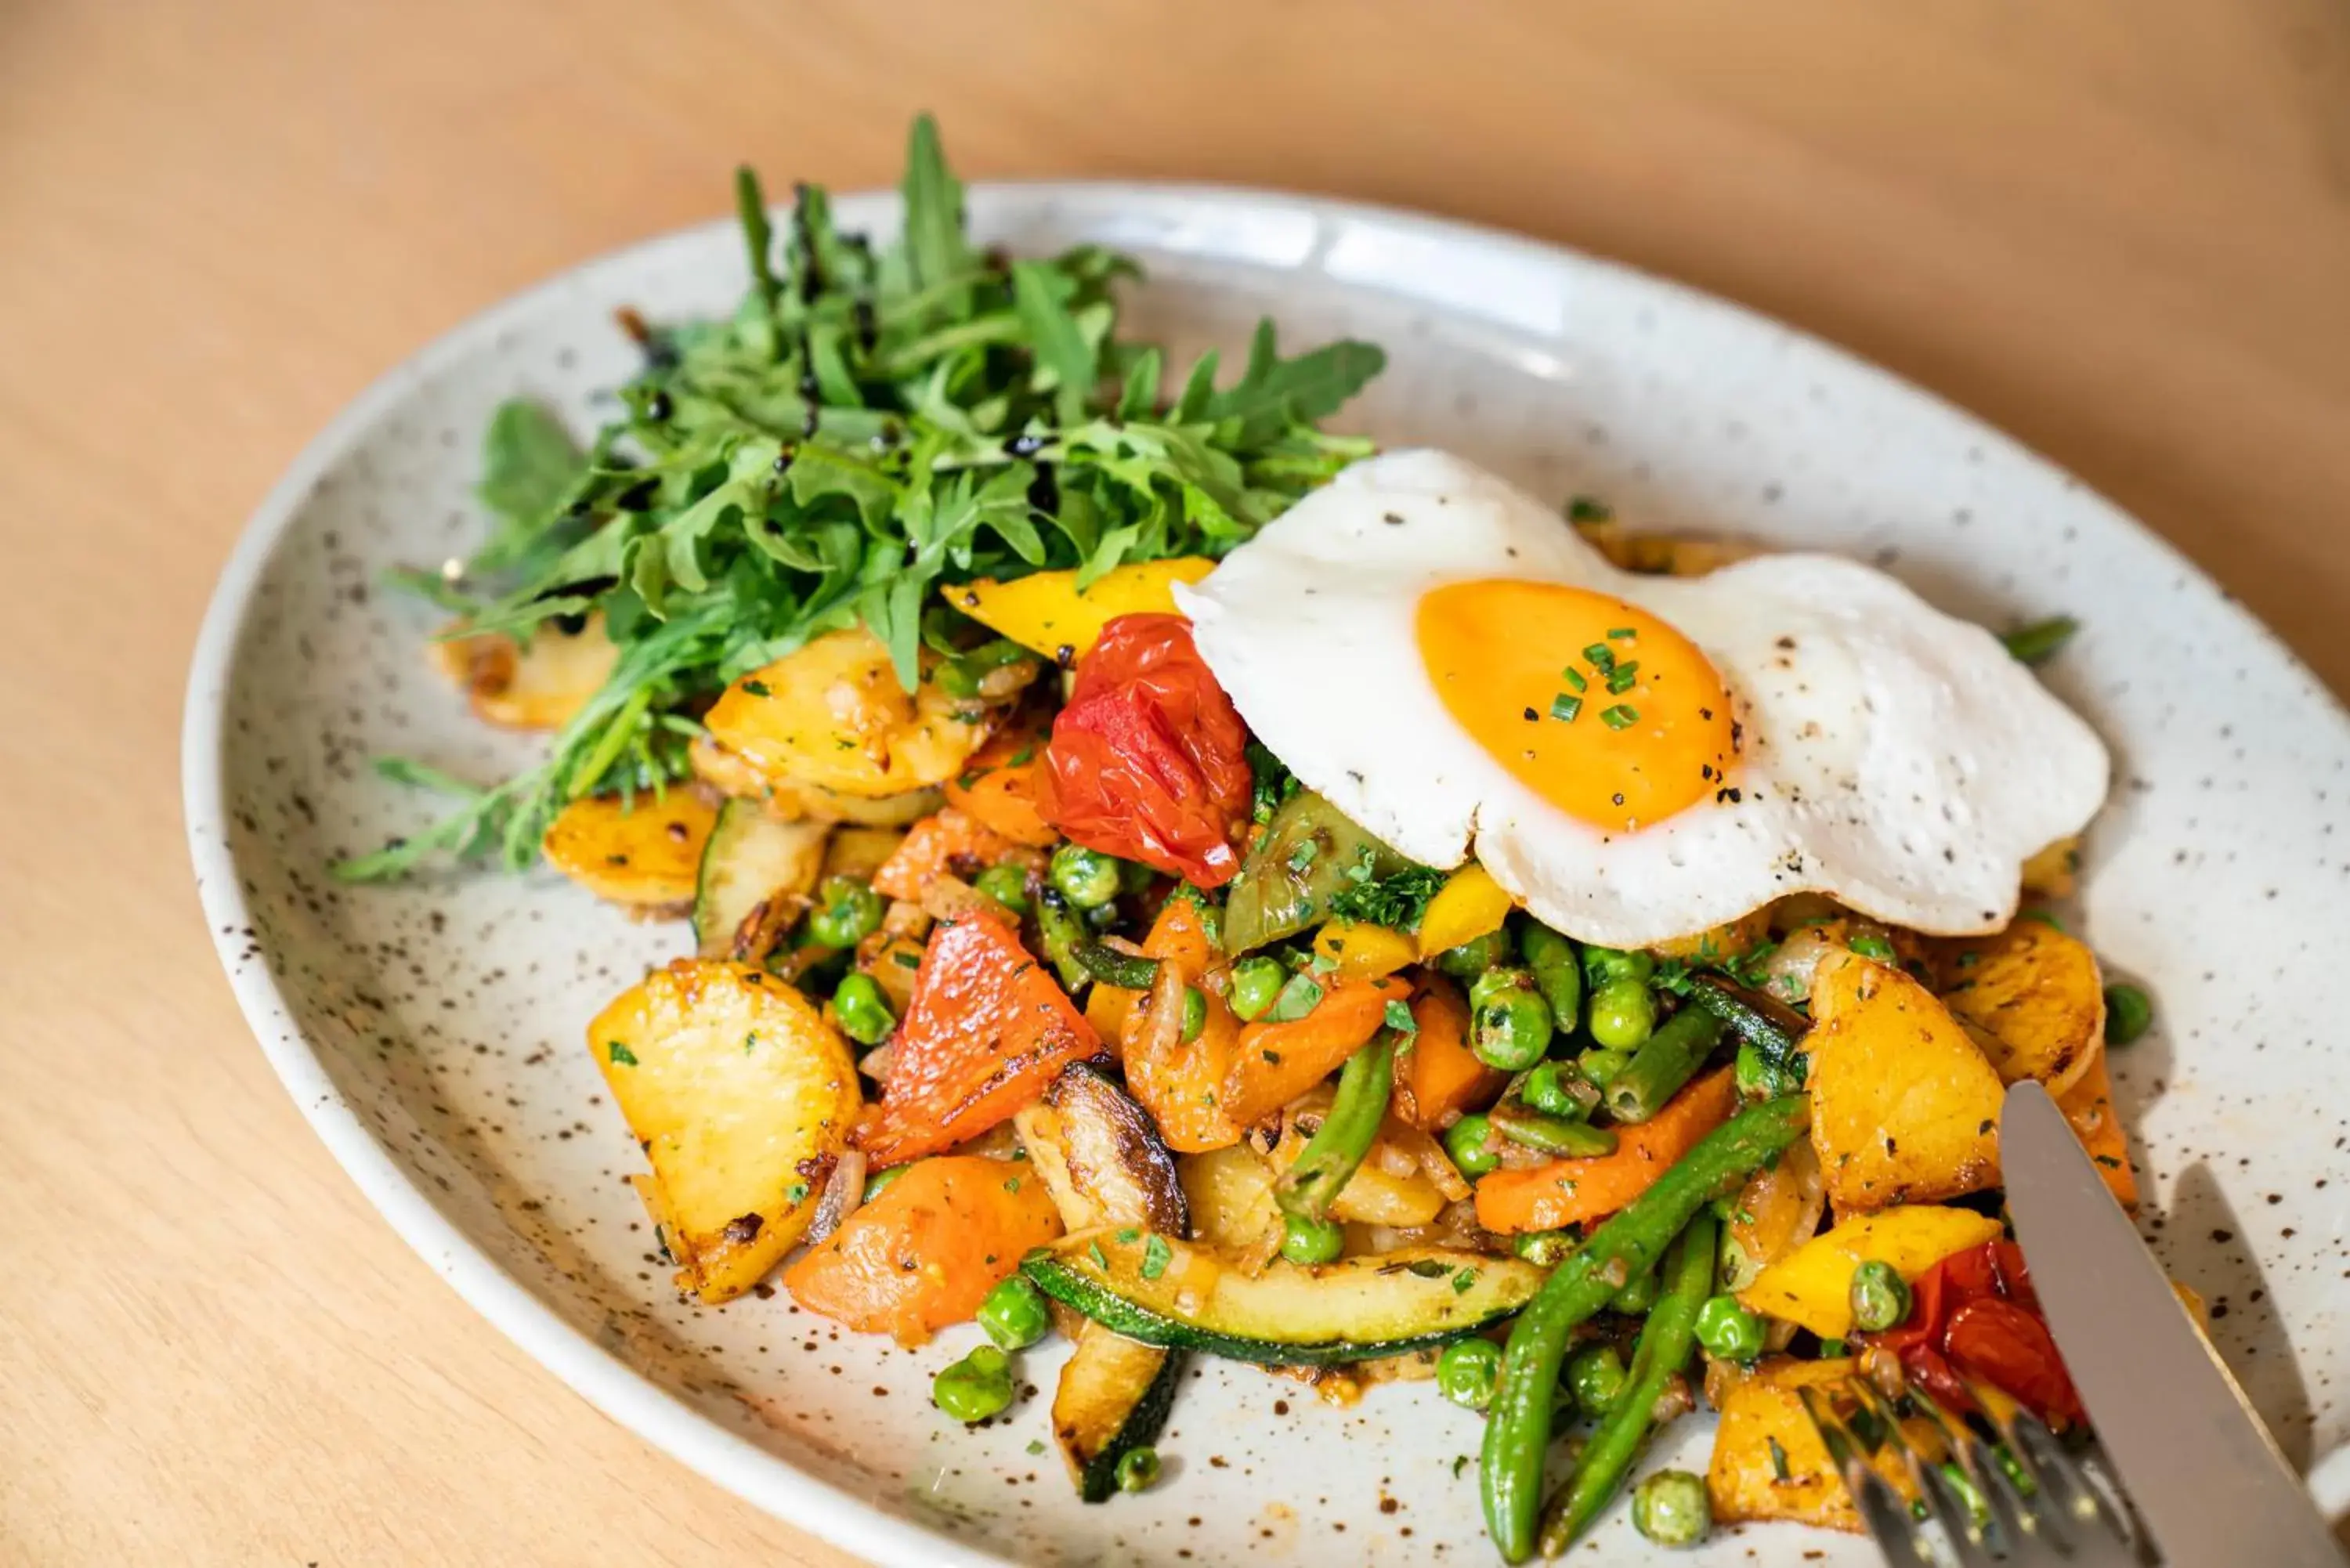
[1740,1205,2003,1339]
[1415,864,1514,959]
[949,558,1218,660]
[1311,919,1419,982]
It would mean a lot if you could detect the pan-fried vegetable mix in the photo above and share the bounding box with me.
[350,117,2153,1559]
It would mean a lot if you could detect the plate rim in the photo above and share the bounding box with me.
[183,177,2350,1566]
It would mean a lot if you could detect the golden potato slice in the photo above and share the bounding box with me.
[703,628,1001,800]
[1177,1143,1282,1255]
[429,614,619,729]
[1807,948,2003,1214]
[592,960,862,1302]
[1709,1357,1922,1531]
[1934,919,2106,1098]
[2019,836,2082,899]
[541,790,717,907]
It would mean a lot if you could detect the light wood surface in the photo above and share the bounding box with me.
[6,3,2349,1563]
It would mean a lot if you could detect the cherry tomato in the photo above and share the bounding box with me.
[1033,613,1253,886]
[1866,1238,2084,1429]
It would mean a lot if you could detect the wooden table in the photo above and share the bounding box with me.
[7,2,2348,1561]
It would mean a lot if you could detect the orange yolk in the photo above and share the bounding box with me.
[1415,580,1738,832]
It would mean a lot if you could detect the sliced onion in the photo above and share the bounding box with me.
[1757,926,1838,1006]
[1134,952,1186,1074]
[804,1148,868,1246]
[859,1041,895,1082]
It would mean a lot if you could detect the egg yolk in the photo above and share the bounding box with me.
[1415,580,1738,832]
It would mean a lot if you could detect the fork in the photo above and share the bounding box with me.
[1800,1375,2146,1567]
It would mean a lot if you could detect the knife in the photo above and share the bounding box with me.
[2002,1081,2346,1566]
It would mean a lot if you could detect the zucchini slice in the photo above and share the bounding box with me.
[692,800,829,957]
[1024,1230,1541,1365]
[1016,1063,1189,1236]
[1053,1321,1184,1502]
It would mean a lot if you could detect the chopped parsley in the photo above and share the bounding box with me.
[1848,933,1897,963]
[1141,1233,1173,1281]
[606,1041,638,1066]
[1328,863,1448,932]
[1268,973,1326,1022]
[1383,999,1419,1035]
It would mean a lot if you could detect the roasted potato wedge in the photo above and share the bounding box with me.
[430,613,618,730]
[592,960,862,1302]
[1709,1357,1925,1531]
[2019,836,2083,899]
[703,627,1014,800]
[1178,1143,1282,1255]
[1807,948,2003,1214]
[541,789,718,907]
[1933,919,2106,1099]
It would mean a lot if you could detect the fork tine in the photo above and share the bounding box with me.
[1918,1456,2003,1568]
[1895,1382,2036,1556]
[1799,1386,1937,1568]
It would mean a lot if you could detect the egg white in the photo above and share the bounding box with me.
[1175,450,2110,948]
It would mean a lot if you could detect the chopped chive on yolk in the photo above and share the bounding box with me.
[1416,580,1739,832]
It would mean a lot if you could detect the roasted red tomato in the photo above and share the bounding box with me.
[1868,1238,2085,1428]
[857,909,1100,1166]
[1032,612,1253,886]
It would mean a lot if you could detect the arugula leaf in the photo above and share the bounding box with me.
[342,115,1387,883]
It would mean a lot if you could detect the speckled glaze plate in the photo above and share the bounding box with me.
[186,184,2350,1565]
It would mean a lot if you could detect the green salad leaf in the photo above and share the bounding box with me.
[343,114,1385,883]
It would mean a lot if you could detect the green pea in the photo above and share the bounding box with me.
[1227,955,1287,1022]
[932,1344,1014,1424]
[1279,1212,1345,1266]
[1577,1046,1633,1088]
[1631,1468,1712,1548]
[1565,1342,1629,1415]
[1520,1060,1596,1120]
[1610,1265,1661,1315]
[1437,1338,1504,1411]
[1050,844,1123,909]
[2104,983,2153,1046]
[1694,1294,1765,1361]
[1119,857,1158,894]
[1443,1113,1500,1180]
[1585,979,1657,1051]
[1849,1260,1912,1333]
[976,1274,1051,1351]
[1115,1445,1162,1493]
[1470,967,1553,1071]
[1434,928,1513,979]
[1513,1229,1574,1268]
[1180,985,1208,1043]
[1581,945,1655,989]
[832,972,897,1046]
[806,875,884,948]
[972,862,1032,914]
[861,1165,906,1204]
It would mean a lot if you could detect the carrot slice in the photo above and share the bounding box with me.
[1391,974,1506,1131]
[783,1155,1063,1346]
[942,728,1057,847]
[2055,1050,2136,1208]
[870,808,1018,901]
[858,910,1099,1165]
[1223,975,1413,1129]
[1122,894,1248,1152]
[1475,1067,1739,1233]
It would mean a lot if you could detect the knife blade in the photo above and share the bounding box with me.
[2002,1080,2345,1566]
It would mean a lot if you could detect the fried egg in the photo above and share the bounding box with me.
[1174,450,2109,948]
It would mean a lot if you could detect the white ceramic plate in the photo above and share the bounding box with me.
[186,183,2350,1565]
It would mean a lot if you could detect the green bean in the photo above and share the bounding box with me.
[1074,939,1160,990]
[1518,922,1584,1031]
[1274,1028,1399,1221]
[1538,1210,1719,1554]
[1610,1264,1661,1315]
[1478,1097,1807,1562]
[1034,886,1092,992]
[1490,1100,1619,1158]
[1603,1008,1726,1123]
[1577,1046,1633,1088]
